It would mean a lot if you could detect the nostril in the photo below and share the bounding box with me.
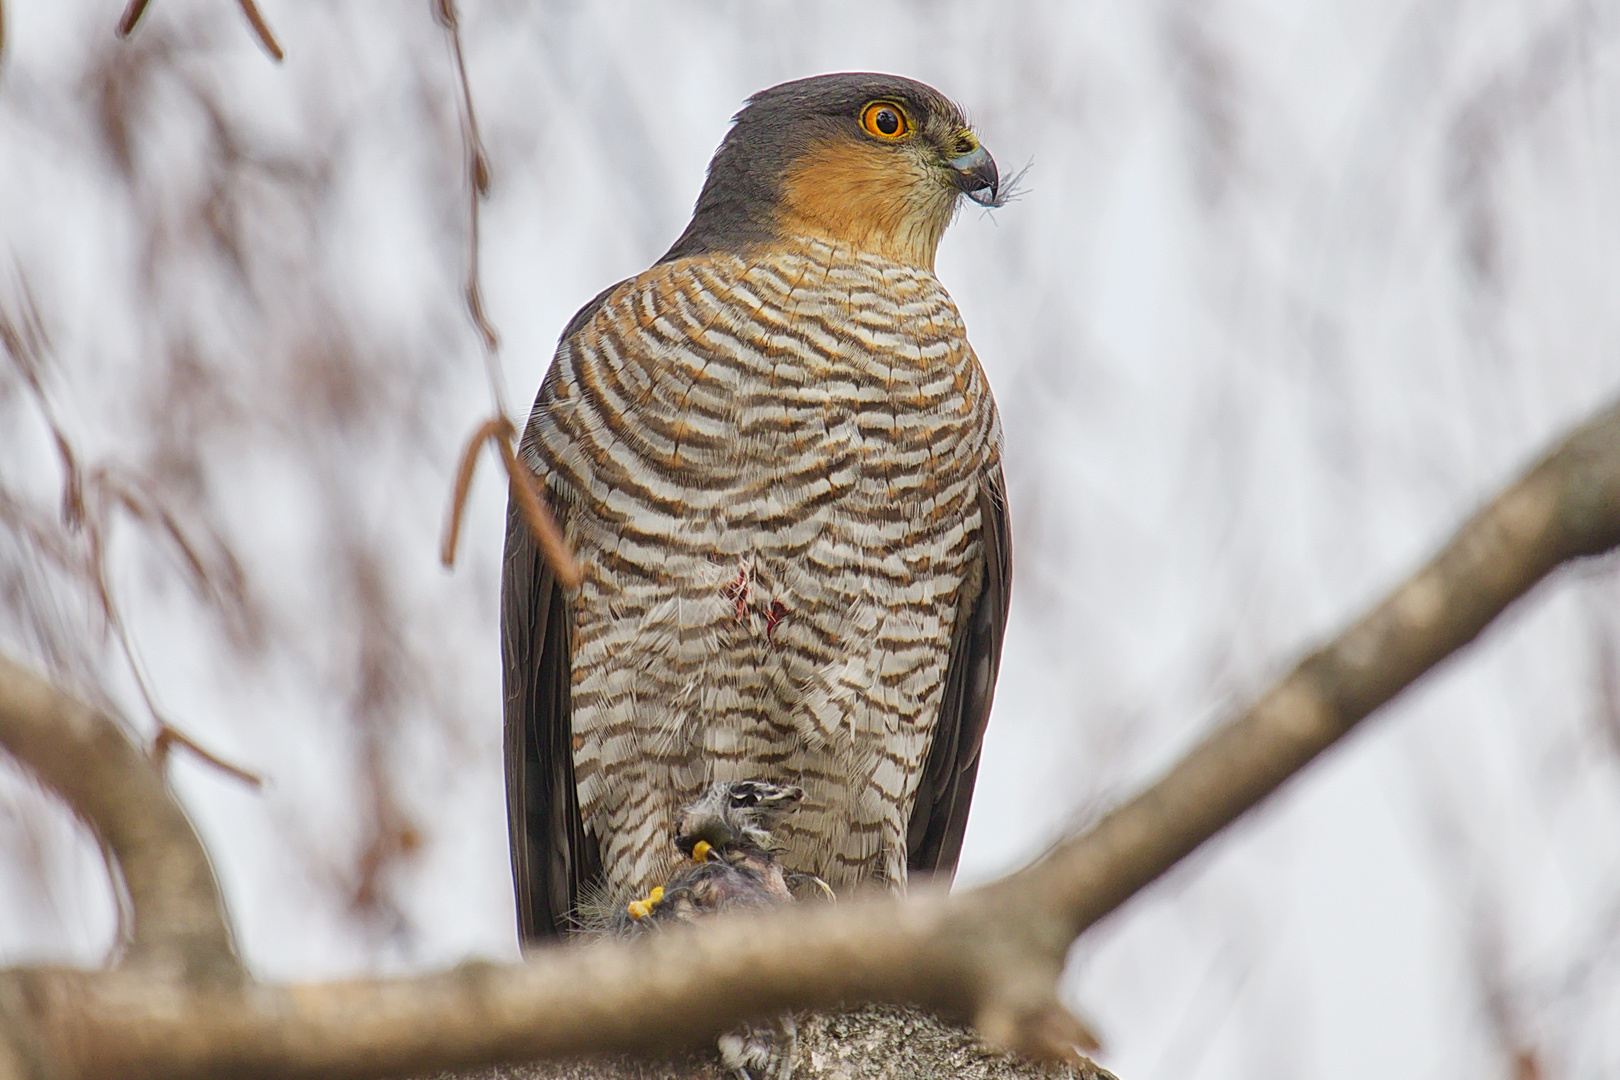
[955,134,977,156]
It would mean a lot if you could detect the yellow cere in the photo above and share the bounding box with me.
[692,840,712,863]
[647,886,665,904]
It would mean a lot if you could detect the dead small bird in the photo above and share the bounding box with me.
[606,780,829,1080]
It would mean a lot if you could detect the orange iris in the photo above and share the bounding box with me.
[860,101,909,140]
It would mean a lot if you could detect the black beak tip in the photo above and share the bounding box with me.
[948,146,1000,207]
[676,820,735,857]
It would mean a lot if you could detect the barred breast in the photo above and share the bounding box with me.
[523,237,1002,898]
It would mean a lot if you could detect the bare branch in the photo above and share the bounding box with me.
[1013,395,1620,944]
[440,415,583,591]
[4,293,263,791]
[496,425,584,591]
[434,0,501,364]
[0,657,240,985]
[151,723,263,789]
[114,0,153,39]
[0,892,1050,1080]
[116,0,283,60]
[234,0,284,61]
[440,416,510,567]
[428,0,592,597]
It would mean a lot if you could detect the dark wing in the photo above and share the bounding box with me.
[906,464,1012,882]
[503,288,620,945]
[502,492,599,943]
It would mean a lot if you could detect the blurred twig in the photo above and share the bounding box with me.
[433,0,501,366]
[233,0,284,60]
[0,655,240,983]
[1417,784,1549,1080]
[1592,604,1620,761]
[428,3,582,589]
[114,0,153,38]
[442,415,582,590]
[151,724,263,788]
[116,0,284,61]
[2,290,262,792]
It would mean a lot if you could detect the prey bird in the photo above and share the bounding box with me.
[504,72,1011,941]
[612,779,819,933]
[604,780,818,1080]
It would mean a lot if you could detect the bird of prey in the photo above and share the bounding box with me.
[503,72,1011,942]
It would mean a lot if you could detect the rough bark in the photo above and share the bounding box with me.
[432,1006,1116,1080]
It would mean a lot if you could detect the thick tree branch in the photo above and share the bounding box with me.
[1010,396,1620,942]
[0,657,240,985]
[0,396,1617,1079]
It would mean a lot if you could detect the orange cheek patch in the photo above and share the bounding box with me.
[777,141,949,270]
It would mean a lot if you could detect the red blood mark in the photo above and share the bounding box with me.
[723,568,750,622]
[766,600,789,642]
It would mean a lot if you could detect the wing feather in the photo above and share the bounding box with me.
[502,289,620,944]
[905,465,1012,882]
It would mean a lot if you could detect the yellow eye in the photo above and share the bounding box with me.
[860,101,909,140]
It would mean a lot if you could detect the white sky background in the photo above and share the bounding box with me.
[3,1,1620,1078]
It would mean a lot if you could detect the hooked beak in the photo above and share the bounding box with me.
[947,143,999,207]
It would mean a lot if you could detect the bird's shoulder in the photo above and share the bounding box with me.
[526,243,986,480]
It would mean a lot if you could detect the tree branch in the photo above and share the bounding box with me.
[0,396,1617,1079]
[115,0,283,60]
[0,657,240,985]
[1012,395,1620,944]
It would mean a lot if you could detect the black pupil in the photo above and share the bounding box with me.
[732,791,757,807]
[874,108,900,135]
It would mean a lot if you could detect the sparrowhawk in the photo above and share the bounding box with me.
[503,72,1010,941]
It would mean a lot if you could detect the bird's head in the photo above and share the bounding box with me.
[661,72,1000,271]
[674,780,804,860]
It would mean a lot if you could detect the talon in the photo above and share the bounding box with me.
[692,839,713,863]
[627,883,667,921]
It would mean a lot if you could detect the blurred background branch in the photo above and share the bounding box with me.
[0,656,238,984]
[117,0,283,61]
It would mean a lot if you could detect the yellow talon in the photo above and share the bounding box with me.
[627,884,666,921]
[692,840,712,863]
